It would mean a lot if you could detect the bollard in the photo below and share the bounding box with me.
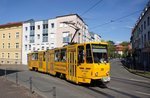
[5,68,7,80]
[29,77,32,93]
[16,72,18,86]
[53,87,56,98]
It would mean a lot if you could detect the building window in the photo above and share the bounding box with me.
[16,32,19,38]
[8,53,10,58]
[15,53,18,59]
[42,46,44,50]
[144,21,146,30]
[141,24,143,32]
[51,23,54,28]
[142,35,143,44]
[43,24,48,29]
[25,27,28,31]
[33,47,35,51]
[3,43,4,48]
[25,45,27,50]
[144,34,146,43]
[30,26,35,30]
[2,53,4,58]
[30,36,34,43]
[37,34,40,39]
[16,43,19,48]
[138,28,141,33]
[8,43,10,48]
[63,32,70,43]
[43,35,48,42]
[29,45,31,50]
[2,34,5,38]
[148,31,150,41]
[46,47,49,50]
[7,61,9,64]
[148,16,150,26]
[25,35,28,41]
[38,25,40,30]
[8,33,11,38]
[50,33,55,38]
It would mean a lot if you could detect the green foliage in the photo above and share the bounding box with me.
[120,41,129,46]
[120,41,130,58]
[107,40,115,58]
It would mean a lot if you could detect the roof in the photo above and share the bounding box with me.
[56,14,86,25]
[0,22,22,29]
[132,1,150,34]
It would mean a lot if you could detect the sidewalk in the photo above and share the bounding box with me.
[0,77,43,98]
[120,59,150,79]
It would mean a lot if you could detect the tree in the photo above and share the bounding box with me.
[107,40,115,58]
[120,41,129,46]
[120,41,130,58]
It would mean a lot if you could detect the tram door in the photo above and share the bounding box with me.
[27,54,31,69]
[46,52,49,73]
[38,52,43,71]
[68,48,77,83]
[49,50,55,75]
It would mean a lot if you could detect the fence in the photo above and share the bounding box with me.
[3,68,56,98]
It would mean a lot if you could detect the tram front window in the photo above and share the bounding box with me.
[86,44,93,63]
[92,44,108,63]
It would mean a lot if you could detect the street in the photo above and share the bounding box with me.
[3,59,150,98]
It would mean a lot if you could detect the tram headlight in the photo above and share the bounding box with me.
[95,72,98,76]
[106,71,109,76]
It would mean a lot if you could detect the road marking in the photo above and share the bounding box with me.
[135,91,150,96]
[129,78,150,83]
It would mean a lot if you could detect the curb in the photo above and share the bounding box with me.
[122,64,150,79]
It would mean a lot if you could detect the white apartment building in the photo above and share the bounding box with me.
[22,14,92,64]
[89,32,101,42]
[131,1,150,70]
[94,34,101,42]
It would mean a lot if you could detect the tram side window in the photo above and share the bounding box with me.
[55,50,60,61]
[78,46,84,64]
[43,52,45,61]
[60,49,66,62]
[32,53,38,60]
[86,44,93,63]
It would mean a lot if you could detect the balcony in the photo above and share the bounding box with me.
[30,31,35,36]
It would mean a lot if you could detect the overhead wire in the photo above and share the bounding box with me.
[81,0,103,16]
[90,9,143,30]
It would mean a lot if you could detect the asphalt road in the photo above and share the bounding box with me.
[3,59,150,98]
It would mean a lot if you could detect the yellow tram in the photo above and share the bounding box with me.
[28,42,110,84]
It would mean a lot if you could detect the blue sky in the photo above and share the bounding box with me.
[0,0,148,43]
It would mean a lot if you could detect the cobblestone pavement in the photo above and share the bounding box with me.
[0,77,43,98]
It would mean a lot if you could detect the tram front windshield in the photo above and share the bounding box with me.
[92,44,108,63]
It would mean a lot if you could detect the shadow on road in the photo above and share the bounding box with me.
[108,87,140,98]
[111,77,150,89]
[86,87,115,98]
[0,69,20,76]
